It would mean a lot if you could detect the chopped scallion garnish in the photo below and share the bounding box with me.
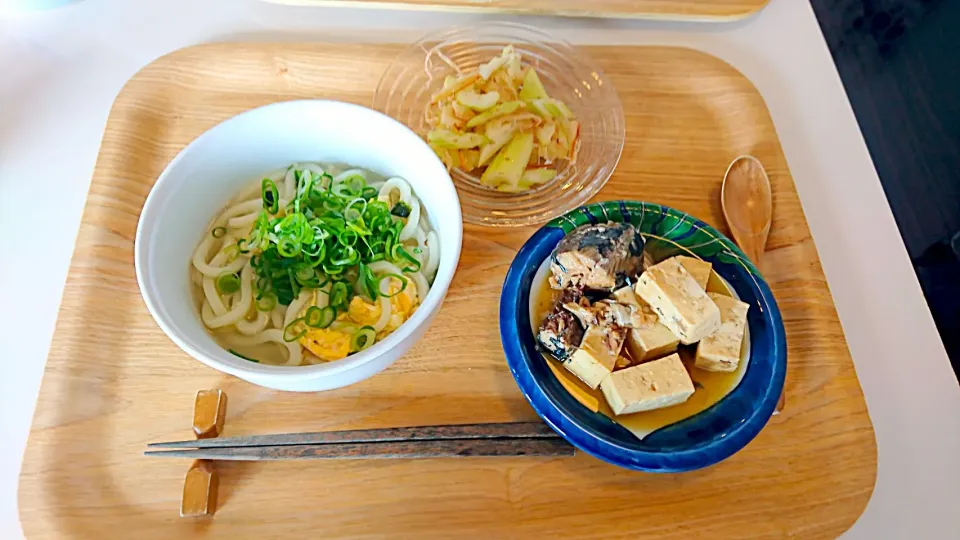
[350,326,377,352]
[395,245,422,273]
[234,167,425,311]
[261,177,280,214]
[229,349,260,363]
[222,244,241,262]
[255,294,277,312]
[305,305,336,329]
[358,262,378,300]
[378,274,408,297]
[216,273,241,295]
[330,281,349,308]
[283,317,308,342]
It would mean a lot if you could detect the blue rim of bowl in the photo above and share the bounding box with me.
[499,201,787,472]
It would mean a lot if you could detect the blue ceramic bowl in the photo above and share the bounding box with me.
[500,201,786,472]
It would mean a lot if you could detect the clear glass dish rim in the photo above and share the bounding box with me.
[373,21,626,228]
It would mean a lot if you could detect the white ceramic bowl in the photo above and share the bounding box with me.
[135,100,463,392]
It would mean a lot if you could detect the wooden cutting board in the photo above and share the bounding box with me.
[267,0,770,21]
[18,42,876,539]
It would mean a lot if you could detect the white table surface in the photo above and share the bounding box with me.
[2,0,958,537]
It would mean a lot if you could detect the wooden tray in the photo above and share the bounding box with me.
[269,0,770,21]
[18,43,876,539]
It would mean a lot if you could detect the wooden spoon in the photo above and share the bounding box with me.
[721,156,772,263]
[721,156,785,415]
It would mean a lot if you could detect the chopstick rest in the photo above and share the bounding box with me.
[180,389,227,518]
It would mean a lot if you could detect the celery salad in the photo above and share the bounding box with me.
[425,46,581,193]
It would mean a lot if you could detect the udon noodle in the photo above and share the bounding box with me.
[190,163,440,366]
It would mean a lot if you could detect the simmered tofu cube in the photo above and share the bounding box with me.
[634,257,720,345]
[600,353,695,415]
[563,325,625,389]
[695,293,749,372]
[612,286,642,309]
[614,286,680,361]
[626,326,680,362]
[676,255,712,291]
[611,286,657,329]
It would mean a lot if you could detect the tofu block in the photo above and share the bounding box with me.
[612,286,641,308]
[564,325,625,389]
[626,325,680,362]
[600,353,695,415]
[634,258,720,345]
[676,255,712,291]
[614,286,681,361]
[696,293,749,372]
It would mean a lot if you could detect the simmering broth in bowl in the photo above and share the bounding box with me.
[530,226,750,441]
[190,162,440,366]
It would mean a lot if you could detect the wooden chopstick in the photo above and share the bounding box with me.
[145,438,574,461]
[148,421,557,449]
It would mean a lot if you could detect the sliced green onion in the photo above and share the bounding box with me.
[344,196,366,213]
[344,207,362,222]
[229,349,260,363]
[243,166,427,324]
[283,317,308,342]
[296,170,314,199]
[331,182,355,198]
[222,244,241,263]
[395,245,422,273]
[358,262,378,300]
[345,174,366,194]
[304,305,321,326]
[330,245,359,266]
[330,281,349,307]
[212,226,227,238]
[295,266,315,285]
[216,273,241,295]
[304,245,327,267]
[319,198,340,212]
[287,268,300,300]
[339,229,358,247]
[262,177,280,214]
[346,218,371,237]
[255,274,268,290]
[305,305,336,329]
[323,261,345,275]
[378,274,408,297]
[277,213,307,237]
[255,294,277,312]
[277,236,300,258]
[350,326,377,352]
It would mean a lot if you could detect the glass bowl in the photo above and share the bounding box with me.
[373,22,625,227]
